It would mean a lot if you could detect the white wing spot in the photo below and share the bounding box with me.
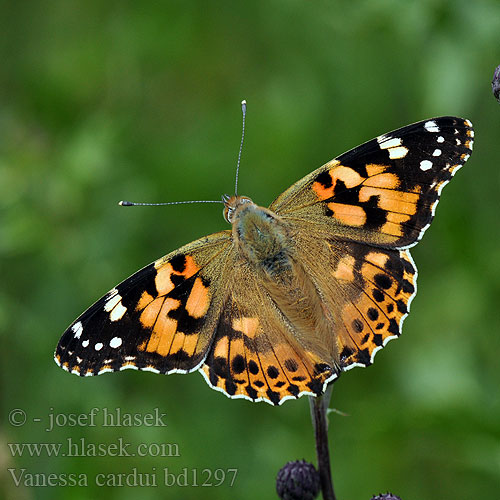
[104,293,122,312]
[420,160,433,171]
[95,342,103,351]
[378,137,402,148]
[110,337,122,348]
[424,120,440,133]
[456,138,461,145]
[109,302,127,322]
[104,291,127,322]
[71,321,83,339]
[432,149,442,157]
[82,339,89,348]
[437,136,444,143]
[378,137,408,159]
[388,146,409,159]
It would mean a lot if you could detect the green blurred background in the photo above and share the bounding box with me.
[1,1,500,499]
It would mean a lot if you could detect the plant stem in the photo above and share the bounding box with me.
[309,384,336,500]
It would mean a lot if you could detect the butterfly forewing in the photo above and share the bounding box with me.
[271,117,473,249]
[55,232,232,377]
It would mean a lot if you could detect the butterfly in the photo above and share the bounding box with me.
[55,115,473,405]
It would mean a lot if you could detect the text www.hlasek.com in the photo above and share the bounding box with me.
[8,437,179,458]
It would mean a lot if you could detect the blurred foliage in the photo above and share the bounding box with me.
[1,1,500,499]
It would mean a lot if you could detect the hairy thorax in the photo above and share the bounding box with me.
[231,200,292,277]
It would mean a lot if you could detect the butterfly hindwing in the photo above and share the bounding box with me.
[271,116,473,249]
[200,269,337,405]
[335,247,417,369]
[269,226,418,376]
[317,239,417,370]
[55,232,231,377]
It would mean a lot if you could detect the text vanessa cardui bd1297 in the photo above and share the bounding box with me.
[55,106,473,405]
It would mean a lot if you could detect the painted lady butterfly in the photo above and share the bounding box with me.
[55,114,473,405]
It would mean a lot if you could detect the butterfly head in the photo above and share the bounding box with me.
[222,195,254,223]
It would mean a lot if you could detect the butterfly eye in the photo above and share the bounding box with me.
[224,206,234,223]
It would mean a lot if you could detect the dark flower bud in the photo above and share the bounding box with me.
[370,493,403,500]
[276,460,320,500]
[492,65,500,102]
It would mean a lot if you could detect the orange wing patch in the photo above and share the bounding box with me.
[138,280,211,362]
[312,161,365,200]
[359,186,420,214]
[332,255,356,282]
[154,255,200,295]
[326,202,367,226]
[365,163,386,176]
[185,277,210,318]
[139,296,165,329]
[232,316,259,338]
[139,297,179,355]
[362,172,399,189]
[136,290,154,311]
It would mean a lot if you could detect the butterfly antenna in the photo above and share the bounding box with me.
[234,99,247,196]
[121,100,247,207]
[119,200,223,207]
